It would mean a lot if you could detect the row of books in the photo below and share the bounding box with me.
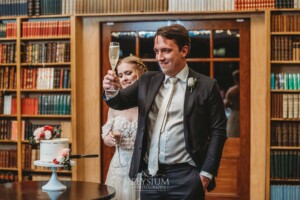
[0,119,15,140]
[0,94,16,115]
[0,22,17,38]
[28,0,65,16]
[271,14,300,32]
[0,0,27,17]
[169,0,234,11]
[0,144,17,168]
[271,185,300,200]
[271,122,300,146]
[1,94,71,115]
[21,68,71,89]
[20,94,71,115]
[36,0,64,15]
[0,43,16,64]
[271,73,300,90]
[0,120,71,141]
[77,0,168,13]
[23,121,71,141]
[21,42,70,63]
[236,0,299,10]
[0,120,11,140]
[271,93,300,119]
[0,67,16,89]
[235,0,274,10]
[0,144,71,174]
[271,36,293,61]
[22,20,71,38]
[270,150,300,179]
[1,66,71,90]
[3,0,300,17]
[22,143,32,170]
[271,36,300,61]
[0,172,17,184]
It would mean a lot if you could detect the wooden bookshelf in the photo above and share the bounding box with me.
[267,10,300,200]
[0,15,75,182]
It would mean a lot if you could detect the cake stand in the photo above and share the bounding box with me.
[34,160,75,191]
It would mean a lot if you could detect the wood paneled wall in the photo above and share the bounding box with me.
[250,13,268,200]
[75,17,101,183]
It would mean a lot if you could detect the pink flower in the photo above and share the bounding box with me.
[61,148,70,157]
[33,127,43,137]
[53,148,70,165]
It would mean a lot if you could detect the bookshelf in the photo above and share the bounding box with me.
[0,17,18,184]
[0,15,75,183]
[268,10,300,200]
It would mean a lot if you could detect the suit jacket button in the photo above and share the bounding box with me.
[138,147,142,150]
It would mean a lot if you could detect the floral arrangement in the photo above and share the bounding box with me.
[187,77,197,93]
[53,148,71,169]
[29,125,62,145]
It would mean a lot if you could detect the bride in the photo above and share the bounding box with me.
[102,55,147,200]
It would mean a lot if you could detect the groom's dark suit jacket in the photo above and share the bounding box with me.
[104,68,227,190]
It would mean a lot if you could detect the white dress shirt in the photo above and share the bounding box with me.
[147,65,212,179]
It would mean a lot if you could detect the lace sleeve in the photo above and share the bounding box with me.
[101,119,114,139]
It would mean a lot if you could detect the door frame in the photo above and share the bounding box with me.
[100,19,250,200]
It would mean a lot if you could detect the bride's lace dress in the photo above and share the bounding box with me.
[102,115,138,200]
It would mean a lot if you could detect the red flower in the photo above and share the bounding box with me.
[53,159,59,164]
[44,125,54,132]
[39,132,45,139]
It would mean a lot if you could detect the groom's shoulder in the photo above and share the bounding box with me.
[191,70,216,85]
[141,71,162,80]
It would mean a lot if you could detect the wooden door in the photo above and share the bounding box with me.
[100,19,250,200]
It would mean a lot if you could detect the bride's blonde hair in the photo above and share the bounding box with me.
[116,55,148,76]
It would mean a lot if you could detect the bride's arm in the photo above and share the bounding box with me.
[102,108,116,147]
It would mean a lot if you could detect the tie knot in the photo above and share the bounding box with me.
[169,77,178,85]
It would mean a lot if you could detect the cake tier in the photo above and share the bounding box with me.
[40,139,69,163]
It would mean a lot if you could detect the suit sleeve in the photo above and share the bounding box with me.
[201,80,227,176]
[102,79,140,110]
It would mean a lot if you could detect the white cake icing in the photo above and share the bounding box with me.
[40,138,69,163]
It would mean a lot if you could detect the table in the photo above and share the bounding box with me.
[0,181,116,200]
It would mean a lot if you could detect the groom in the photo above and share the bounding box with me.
[103,24,227,200]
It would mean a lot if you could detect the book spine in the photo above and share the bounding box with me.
[27,0,33,16]
[33,0,40,16]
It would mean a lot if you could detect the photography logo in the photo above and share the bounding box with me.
[133,173,170,192]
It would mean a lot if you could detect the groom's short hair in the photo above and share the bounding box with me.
[155,24,191,54]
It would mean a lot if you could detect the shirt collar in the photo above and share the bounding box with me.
[164,64,189,83]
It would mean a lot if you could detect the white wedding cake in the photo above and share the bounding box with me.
[40,138,69,163]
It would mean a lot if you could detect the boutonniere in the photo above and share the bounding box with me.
[187,77,197,93]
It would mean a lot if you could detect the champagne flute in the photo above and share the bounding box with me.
[108,42,120,92]
[109,42,120,71]
[112,130,124,167]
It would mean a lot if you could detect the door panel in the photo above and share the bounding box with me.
[100,19,250,199]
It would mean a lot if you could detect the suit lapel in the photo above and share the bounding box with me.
[145,73,165,114]
[184,69,199,117]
